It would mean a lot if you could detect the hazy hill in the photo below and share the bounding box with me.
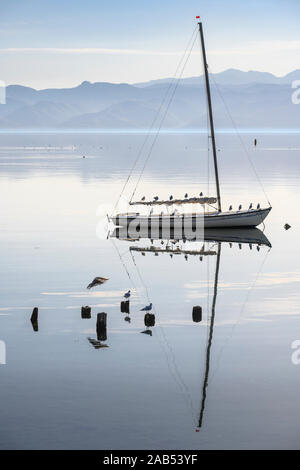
[0,69,299,129]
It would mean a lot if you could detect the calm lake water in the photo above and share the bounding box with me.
[0,131,300,450]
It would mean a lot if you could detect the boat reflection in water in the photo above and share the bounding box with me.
[110,226,271,428]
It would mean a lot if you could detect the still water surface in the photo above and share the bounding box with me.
[0,131,300,449]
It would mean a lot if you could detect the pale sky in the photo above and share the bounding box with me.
[0,0,299,89]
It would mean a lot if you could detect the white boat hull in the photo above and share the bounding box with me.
[110,207,271,229]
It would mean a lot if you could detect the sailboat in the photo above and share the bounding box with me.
[110,20,271,229]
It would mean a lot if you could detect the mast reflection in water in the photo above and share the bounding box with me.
[110,226,271,428]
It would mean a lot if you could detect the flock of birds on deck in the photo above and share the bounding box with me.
[140,194,262,211]
[141,193,203,202]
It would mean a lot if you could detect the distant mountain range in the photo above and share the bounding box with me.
[0,69,299,129]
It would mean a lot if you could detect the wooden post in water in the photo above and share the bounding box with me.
[81,305,91,319]
[30,307,38,332]
[96,312,107,341]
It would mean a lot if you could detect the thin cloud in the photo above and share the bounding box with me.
[1,40,300,56]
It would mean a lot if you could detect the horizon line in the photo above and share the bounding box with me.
[4,67,300,90]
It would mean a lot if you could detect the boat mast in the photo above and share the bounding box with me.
[198,21,222,212]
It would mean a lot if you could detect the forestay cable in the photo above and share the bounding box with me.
[130,31,199,203]
[113,26,198,211]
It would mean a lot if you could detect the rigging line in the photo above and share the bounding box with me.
[130,32,199,203]
[129,249,198,423]
[113,26,198,211]
[209,245,271,384]
[115,238,195,419]
[210,73,272,207]
[206,242,210,344]
[110,238,142,303]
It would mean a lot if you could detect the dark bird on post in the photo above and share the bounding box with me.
[141,196,145,201]
[153,196,159,201]
[257,203,260,209]
[229,205,232,211]
[200,192,203,196]
[169,195,173,201]
[87,277,109,289]
[184,193,188,198]
[249,203,253,210]
[238,204,242,210]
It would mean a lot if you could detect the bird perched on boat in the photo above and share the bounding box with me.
[257,203,260,209]
[141,196,145,201]
[169,195,173,201]
[249,203,253,210]
[87,277,108,289]
[238,204,242,210]
[124,290,131,299]
[184,193,188,198]
[140,303,152,311]
[229,205,232,211]
[153,196,159,201]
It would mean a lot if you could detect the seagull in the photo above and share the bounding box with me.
[87,277,109,289]
[141,196,145,201]
[140,303,152,311]
[124,290,131,299]
[184,193,188,198]
[169,195,173,201]
[238,204,242,210]
[257,203,260,209]
[229,205,232,211]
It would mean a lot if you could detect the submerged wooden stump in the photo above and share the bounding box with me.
[96,312,107,341]
[144,313,155,327]
[30,307,39,332]
[192,306,202,323]
[120,300,130,314]
[81,305,91,319]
